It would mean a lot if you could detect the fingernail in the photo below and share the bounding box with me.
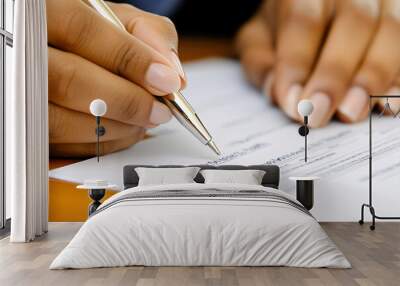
[338,86,369,122]
[309,92,331,127]
[385,87,400,111]
[150,101,172,125]
[170,51,186,80]
[285,84,303,119]
[386,87,400,96]
[146,63,181,94]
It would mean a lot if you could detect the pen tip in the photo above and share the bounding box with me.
[207,140,221,156]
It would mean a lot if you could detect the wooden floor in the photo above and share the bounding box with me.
[0,223,399,286]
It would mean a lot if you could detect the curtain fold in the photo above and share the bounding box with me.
[9,0,48,242]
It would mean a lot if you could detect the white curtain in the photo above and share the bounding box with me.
[9,0,49,242]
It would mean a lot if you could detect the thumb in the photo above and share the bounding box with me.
[107,2,186,86]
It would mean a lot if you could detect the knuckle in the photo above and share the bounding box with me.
[309,63,350,102]
[118,90,153,125]
[119,96,140,123]
[287,0,326,24]
[59,7,97,51]
[50,58,78,103]
[48,105,68,142]
[235,18,267,52]
[383,0,400,22]
[236,21,250,42]
[240,49,268,87]
[236,20,255,47]
[358,61,393,92]
[114,41,145,77]
[155,15,178,43]
[349,0,380,19]
[158,16,176,31]
[318,62,351,85]
[235,25,249,52]
[117,3,136,11]
[127,14,178,47]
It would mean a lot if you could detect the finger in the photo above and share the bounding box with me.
[393,72,400,86]
[274,0,332,119]
[338,0,400,122]
[47,0,180,95]
[49,103,144,144]
[302,0,380,127]
[50,136,141,158]
[235,15,275,89]
[383,72,400,111]
[377,86,400,114]
[106,2,186,85]
[48,47,172,127]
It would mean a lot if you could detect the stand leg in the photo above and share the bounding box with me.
[358,204,376,230]
[359,204,365,225]
[88,189,105,216]
[370,206,376,231]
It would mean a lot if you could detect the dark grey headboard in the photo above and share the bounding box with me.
[123,165,280,190]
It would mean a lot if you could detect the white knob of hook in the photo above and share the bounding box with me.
[90,99,107,117]
[298,100,314,117]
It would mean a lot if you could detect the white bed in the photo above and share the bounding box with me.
[50,183,350,269]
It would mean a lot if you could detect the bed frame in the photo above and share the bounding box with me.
[123,165,280,189]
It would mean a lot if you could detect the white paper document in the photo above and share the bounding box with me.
[50,59,400,221]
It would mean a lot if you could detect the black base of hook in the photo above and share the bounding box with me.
[96,126,106,136]
[298,125,309,137]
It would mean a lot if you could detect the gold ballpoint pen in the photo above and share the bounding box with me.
[88,0,221,155]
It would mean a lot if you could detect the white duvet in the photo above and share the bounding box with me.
[50,183,350,269]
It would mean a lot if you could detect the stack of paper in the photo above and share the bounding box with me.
[50,59,400,221]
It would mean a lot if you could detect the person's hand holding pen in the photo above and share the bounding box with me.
[236,0,400,128]
[47,0,185,157]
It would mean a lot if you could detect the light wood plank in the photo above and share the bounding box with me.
[1,222,400,286]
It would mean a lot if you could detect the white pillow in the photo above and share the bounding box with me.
[135,167,201,186]
[200,169,266,185]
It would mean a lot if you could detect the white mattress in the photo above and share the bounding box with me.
[50,183,350,269]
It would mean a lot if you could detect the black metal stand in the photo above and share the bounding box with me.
[95,116,106,162]
[88,188,105,216]
[296,180,314,211]
[359,95,400,231]
[298,117,310,162]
